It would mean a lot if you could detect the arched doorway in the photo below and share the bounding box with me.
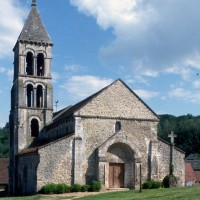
[106,143,134,188]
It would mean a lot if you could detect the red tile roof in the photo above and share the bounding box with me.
[185,163,198,182]
[0,158,9,185]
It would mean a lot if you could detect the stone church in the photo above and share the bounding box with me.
[9,1,185,195]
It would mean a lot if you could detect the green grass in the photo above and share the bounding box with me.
[77,187,200,200]
[1,186,200,200]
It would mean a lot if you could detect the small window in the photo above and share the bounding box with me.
[37,53,44,76]
[31,119,39,137]
[36,85,43,108]
[115,121,121,132]
[27,84,34,107]
[26,52,34,75]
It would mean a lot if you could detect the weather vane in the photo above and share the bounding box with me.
[55,100,59,112]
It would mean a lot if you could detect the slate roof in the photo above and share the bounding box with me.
[185,154,200,170]
[0,158,9,185]
[17,3,52,45]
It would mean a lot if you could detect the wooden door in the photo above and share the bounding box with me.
[109,163,124,188]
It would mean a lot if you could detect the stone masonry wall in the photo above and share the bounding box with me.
[78,80,158,120]
[37,135,74,190]
[158,139,185,186]
[75,116,159,186]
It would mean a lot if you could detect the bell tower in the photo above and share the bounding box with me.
[9,0,53,194]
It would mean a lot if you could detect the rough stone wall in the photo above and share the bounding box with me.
[158,139,185,186]
[78,80,158,120]
[75,116,159,186]
[37,136,74,190]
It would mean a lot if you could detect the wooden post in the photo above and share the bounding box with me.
[140,164,142,193]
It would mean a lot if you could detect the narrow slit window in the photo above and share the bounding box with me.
[115,121,121,132]
[37,53,44,76]
[27,84,34,107]
[36,85,43,108]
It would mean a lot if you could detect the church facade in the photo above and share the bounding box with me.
[9,1,185,195]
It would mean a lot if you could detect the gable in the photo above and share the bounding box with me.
[76,80,159,120]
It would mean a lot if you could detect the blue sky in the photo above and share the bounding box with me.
[1,0,200,127]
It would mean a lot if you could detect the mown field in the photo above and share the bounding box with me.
[1,186,200,200]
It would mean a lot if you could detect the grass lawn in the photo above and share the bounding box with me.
[1,186,200,200]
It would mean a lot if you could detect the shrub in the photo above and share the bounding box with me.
[142,181,161,189]
[88,181,101,192]
[151,181,161,189]
[71,183,82,192]
[142,181,152,189]
[40,183,57,194]
[163,175,177,188]
[56,183,67,194]
[81,184,89,192]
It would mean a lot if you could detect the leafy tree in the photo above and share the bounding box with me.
[0,122,9,158]
[158,114,200,156]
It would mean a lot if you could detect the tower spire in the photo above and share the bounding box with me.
[32,0,36,6]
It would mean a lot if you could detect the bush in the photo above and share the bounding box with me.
[56,183,67,194]
[40,183,71,194]
[151,181,161,189]
[142,181,161,189]
[88,181,101,192]
[142,181,152,189]
[40,183,57,194]
[81,184,89,192]
[163,175,177,188]
[71,183,82,192]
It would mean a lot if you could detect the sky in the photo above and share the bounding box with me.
[1,0,200,127]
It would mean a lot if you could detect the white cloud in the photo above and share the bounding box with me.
[7,69,13,81]
[60,75,113,100]
[134,89,159,100]
[169,87,200,103]
[70,0,200,78]
[0,67,6,73]
[0,0,27,59]
[51,72,60,83]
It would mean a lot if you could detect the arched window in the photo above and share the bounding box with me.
[36,85,43,108]
[115,121,121,133]
[31,118,39,137]
[27,84,34,107]
[37,53,44,76]
[26,52,33,75]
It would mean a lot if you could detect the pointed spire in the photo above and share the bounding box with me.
[17,0,53,45]
[32,0,36,7]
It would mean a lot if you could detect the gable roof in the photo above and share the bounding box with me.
[0,158,9,185]
[50,79,159,125]
[17,3,52,45]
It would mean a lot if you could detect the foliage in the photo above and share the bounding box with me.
[0,122,9,158]
[158,114,200,156]
[142,181,161,189]
[71,183,82,192]
[142,181,152,189]
[81,184,89,192]
[163,175,177,188]
[88,181,101,192]
[39,183,71,194]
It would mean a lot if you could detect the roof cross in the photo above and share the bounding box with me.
[168,131,177,145]
[32,0,36,6]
